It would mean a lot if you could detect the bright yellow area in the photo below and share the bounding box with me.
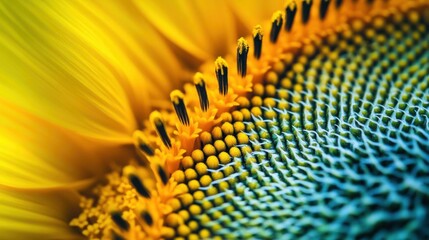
[0,188,81,239]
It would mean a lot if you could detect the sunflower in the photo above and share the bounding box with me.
[0,0,277,238]
[2,0,429,239]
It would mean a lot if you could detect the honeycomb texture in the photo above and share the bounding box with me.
[172,14,429,239]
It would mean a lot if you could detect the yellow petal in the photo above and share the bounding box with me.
[0,101,107,189]
[0,0,183,142]
[135,1,238,64]
[227,0,282,33]
[0,188,81,239]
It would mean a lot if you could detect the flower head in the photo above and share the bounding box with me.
[2,0,429,239]
[70,0,429,239]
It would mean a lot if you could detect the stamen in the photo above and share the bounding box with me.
[302,0,313,24]
[193,72,209,111]
[237,37,249,78]
[285,0,297,32]
[111,231,125,240]
[150,111,171,148]
[214,57,229,95]
[158,165,169,185]
[111,212,130,231]
[128,174,151,198]
[170,90,190,126]
[270,11,283,43]
[252,25,263,59]
[320,0,331,20]
[141,211,153,226]
[335,0,343,8]
[137,133,154,156]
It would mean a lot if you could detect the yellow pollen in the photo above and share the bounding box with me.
[211,126,223,140]
[200,175,212,187]
[252,25,263,39]
[193,72,204,85]
[199,131,213,145]
[203,144,216,156]
[182,156,194,169]
[193,190,205,200]
[229,147,241,158]
[176,183,189,194]
[166,213,182,227]
[221,122,234,135]
[237,37,249,55]
[233,122,245,132]
[206,155,220,169]
[271,11,283,26]
[224,135,237,148]
[286,0,297,10]
[211,171,224,181]
[178,225,191,236]
[218,151,231,164]
[237,132,249,144]
[179,194,194,207]
[195,162,208,175]
[170,89,185,105]
[214,57,228,75]
[167,198,182,212]
[223,165,235,177]
[172,170,185,183]
[187,179,200,191]
[189,205,202,215]
[184,168,198,181]
[214,140,226,152]
[191,149,204,163]
[236,97,250,108]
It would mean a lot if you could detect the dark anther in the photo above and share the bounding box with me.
[252,25,263,59]
[335,0,343,8]
[366,0,374,4]
[285,1,297,32]
[111,231,125,240]
[150,111,171,148]
[193,73,209,111]
[158,165,169,185]
[138,135,154,156]
[270,11,283,43]
[128,174,151,198]
[237,38,249,77]
[302,0,313,24]
[215,57,228,95]
[170,90,189,126]
[139,143,154,156]
[141,211,153,226]
[320,0,330,20]
[111,212,130,231]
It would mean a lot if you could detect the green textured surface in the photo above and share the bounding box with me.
[198,18,429,239]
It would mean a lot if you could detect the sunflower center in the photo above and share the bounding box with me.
[179,12,429,239]
[71,1,429,239]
